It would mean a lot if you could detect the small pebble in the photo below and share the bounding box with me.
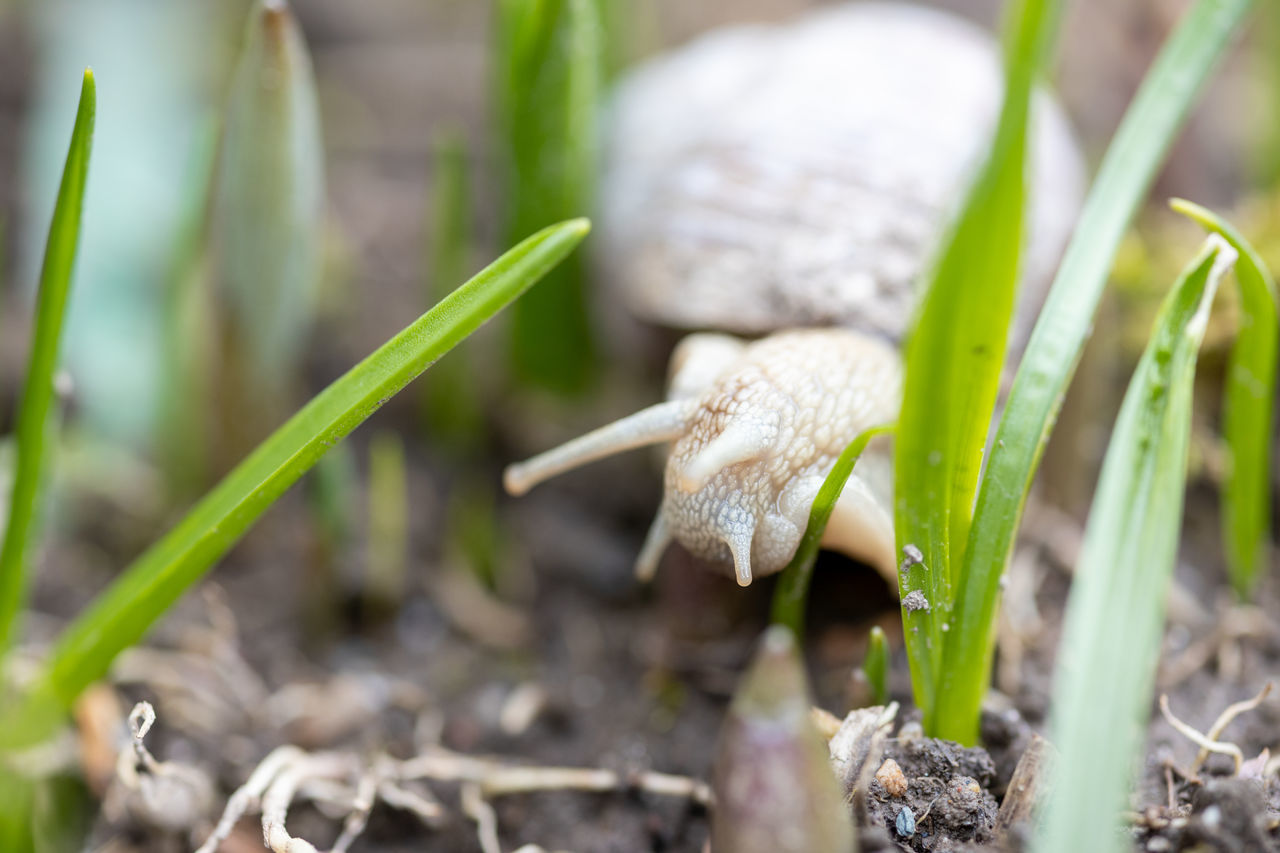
[895,805,916,837]
[1146,838,1171,852]
[875,758,908,798]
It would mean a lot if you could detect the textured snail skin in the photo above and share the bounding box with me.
[505,329,901,587]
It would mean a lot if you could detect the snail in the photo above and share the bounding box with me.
[503,2,1086,588]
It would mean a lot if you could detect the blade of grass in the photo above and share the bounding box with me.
[0,70,94,652]
[894,0,1058,732]
[364,431,409,618]
[1034,236,1235,853]
[770,423,894,635]
[497,0,601,394]
[863,625,889,706]
[422,129,485,445]
[0,219,590,749]
[1170,199,1277,598]
[936,0,1254,745]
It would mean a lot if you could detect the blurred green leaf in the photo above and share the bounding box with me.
[894,0,1057,736]
[422,129,486,445]
[0,219,590,748]
[936,0,1255,745]
[0,70,94,652]
[1035,237,1235,853]
[496,0,601,393]
[1171,199,1277,598]
[208,0,324,411]
[365,431,409,615]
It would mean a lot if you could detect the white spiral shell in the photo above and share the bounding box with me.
[599,1,1084,340]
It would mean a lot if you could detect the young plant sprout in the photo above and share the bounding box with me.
[863,626,890,707]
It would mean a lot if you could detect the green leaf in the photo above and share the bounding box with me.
[770,423,894,636]
[1035,237,1235,853]
[422,129,486,446]
[863,625,889,707]
[0,70,94,652]
[365,431,409,614]
[1170,199,1278,598]
[496,0,601,393]
[893,0,1058,733]
[935,0,1254,745]
[0,219,590,749]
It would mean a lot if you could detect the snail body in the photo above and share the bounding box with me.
[506,329,902,586]
[504,3,1085,588]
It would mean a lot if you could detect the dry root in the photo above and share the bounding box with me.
[1158,682,1274,778]
[193,726,711,853]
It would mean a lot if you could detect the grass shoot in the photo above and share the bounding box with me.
[1035,235,1238,853]
[0,70,94,653]
[496,0,602,394]
[0,218,590,749]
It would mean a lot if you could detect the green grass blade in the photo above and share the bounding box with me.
[894,0,1057,731]
[497,0,601,394]
[0,219,589,748]
[1035,237,1235,853]
[209,0,324,408]
[936,0,1254,745]
[0,70,95,652]
[364,431,409,616]
[422,129,485,445]
[1170,199,1278,598]
[770,423,895,635]
[863,625,889,707]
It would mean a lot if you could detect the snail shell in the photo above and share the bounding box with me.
[599,1,1084,341]
[505,3,1085,588]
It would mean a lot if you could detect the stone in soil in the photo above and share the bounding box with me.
[864,735,999,851]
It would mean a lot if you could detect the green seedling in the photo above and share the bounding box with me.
[0,70,94,653]
[207,0,324,454]
[0,218,590,749]
[496,0,602,393]
[422,129,485,446]
[365,431,409,618]
[893,0,1253,744]
[863,626,889,707]
[1171,199,1278,597]
[1035,236,1238,853]
[770,423,894,635]
[893,0,1057,735]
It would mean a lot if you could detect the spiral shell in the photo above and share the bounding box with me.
[599,2,1084,340]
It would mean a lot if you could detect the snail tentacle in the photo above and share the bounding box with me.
[503,399,699,496]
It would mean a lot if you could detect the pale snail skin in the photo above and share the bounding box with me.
[505,329,902,587]
[503,3,1085,588]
